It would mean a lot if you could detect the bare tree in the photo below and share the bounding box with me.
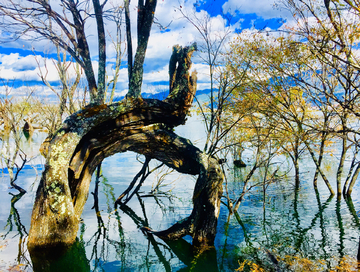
[0,0,104,104]
[0,84,36,193]
[105,4,125,104]
[35,45,82,134]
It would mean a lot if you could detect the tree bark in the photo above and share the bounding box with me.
[346,163,360,196]
[92,0,106,104]
[28,44,223,250]
[67,0,98,104]
[304,140,335,195]
[313,130,327,190]
[127,0,157,98]
[143,152,223,248]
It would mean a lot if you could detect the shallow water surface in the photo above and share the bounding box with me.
[1,116,360,271]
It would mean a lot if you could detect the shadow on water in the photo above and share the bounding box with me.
[77,177,360,271]
[17,168,88,272]
[120,202,172,271]
[29,167,106,272]
[88,164,219,271]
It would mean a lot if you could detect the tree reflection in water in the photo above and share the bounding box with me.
[222,182,359,271]
[84,165,127,271]
[120,197,219,272]
[81,166,219,272]
[2,192,31,271]
[2,158,360,271]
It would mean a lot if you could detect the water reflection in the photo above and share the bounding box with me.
[85,167,127,271]
[222,181,360,271]
[30,240,90,272]
[344,196,360,267]
[166,239,218,272]
[315,189,332,269]
[292,189,334,254]
[336,197,345,259]
[84,164,219,271]
[2,192,31,270]
[4,192,27,238]
[119,195,219,272]
[120,201,172,271]
[1,149,360,271]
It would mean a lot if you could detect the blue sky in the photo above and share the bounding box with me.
[0,0,290,101]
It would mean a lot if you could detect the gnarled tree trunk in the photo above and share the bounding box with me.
[27,44,223,250]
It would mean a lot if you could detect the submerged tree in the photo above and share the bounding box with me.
[281,0,360,198]
[0,0,224,250]
[222,0,360,199]
[0,87,39,194]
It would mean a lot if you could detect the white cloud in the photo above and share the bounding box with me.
[106,66,128,84]
[196,82,211,91]
[0,53,87,82]
[0,53,37,70]
[0,0,293,98]
[191,63,210,82]
[223,0,279,19]
[143,65,169,82]
[0,84,54,98]
[0,53,43,81]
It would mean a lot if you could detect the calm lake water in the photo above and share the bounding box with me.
[1,113,360,271]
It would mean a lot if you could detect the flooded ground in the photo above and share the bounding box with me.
[1,115,360,271]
